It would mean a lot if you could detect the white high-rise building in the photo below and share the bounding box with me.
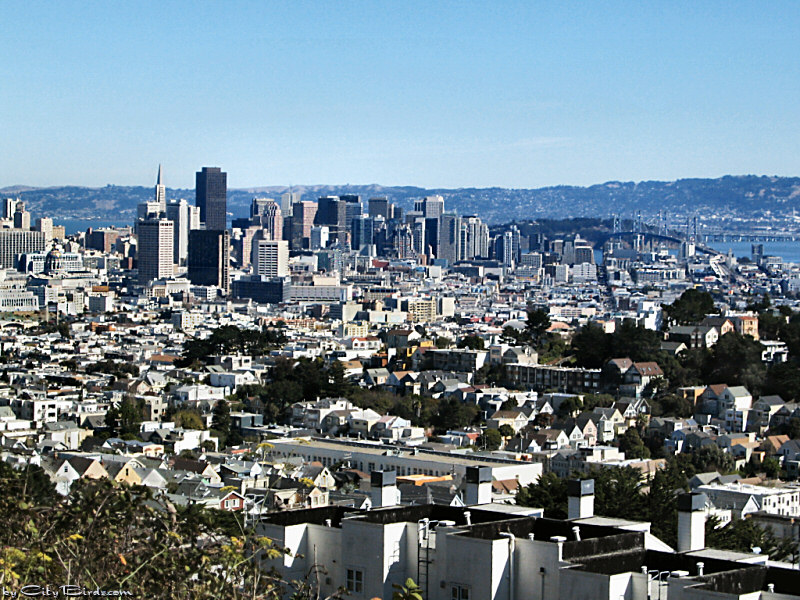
[167,199,201,266]
[460,216,489,260]
[253,239,288,278]
[138,218,174,284]
[34,218,54,243]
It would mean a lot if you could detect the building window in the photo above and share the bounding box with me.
[451,584,470,600]
[346,568,364,593]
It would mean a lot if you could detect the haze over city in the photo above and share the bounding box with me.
[4,1,800,189]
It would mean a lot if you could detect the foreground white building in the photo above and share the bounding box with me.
[257,475,800,600]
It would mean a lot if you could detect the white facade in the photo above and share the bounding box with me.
[253,239,288,278]
[256,503,798,600]
[138,218,174,284]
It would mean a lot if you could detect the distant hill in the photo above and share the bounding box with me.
[3,175,800,224]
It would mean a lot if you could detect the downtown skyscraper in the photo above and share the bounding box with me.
[196,167,227,231]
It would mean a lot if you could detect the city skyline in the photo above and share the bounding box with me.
[3,2,800,190]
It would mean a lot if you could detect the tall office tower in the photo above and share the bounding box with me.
[495,231,515,267]
[414,195,445,219]
[154,164,166,212]
[460,216,489,259]
[253,239,288,277]
[411,217,426,256]
[438,213,461,264]
[280,191,301,217]
[137,218,174,284]
[373,219,389,255]
[316,196,347,242]
[34,218,54,243]
[2,198,17,220]
[188,229,231,293]
[289,200,318,249]
[196,166,227,231]
[424,217,440,257]
[251,198,283,240]
[0,230,45,268]
[13,203,30,230]
[166,199,200,266]
[460,216,479,260]
[351,215,374,252]
[509,225,522,264]
[234,226,261,268]
[340,195,362,232]
[393,224,414,259]
[310,226,330,250]
[530,232,546,252]
[368,197,390,220]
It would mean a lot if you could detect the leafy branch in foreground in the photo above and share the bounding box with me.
[0,463,342,599]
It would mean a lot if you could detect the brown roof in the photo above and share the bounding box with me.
[608,358,633,371]
[632,362,663,376]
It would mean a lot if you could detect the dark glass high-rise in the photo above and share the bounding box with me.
[196,167,227,231]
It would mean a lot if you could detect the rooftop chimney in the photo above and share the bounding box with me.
[677,492,707,552]
[465,466,492,505]
[370,470,399,508]
[567,479,595,520]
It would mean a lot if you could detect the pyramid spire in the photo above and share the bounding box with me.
[154,164,166,209]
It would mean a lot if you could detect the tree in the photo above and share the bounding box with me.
[526,308,551,341]
[663,289,715,325]
[763,456,781,479]
[706,516,797,561]
[610,321,663,362]
[571,322,612,368]
[706,332,766,393]
[434,399,478,431]
[0,468,344,599]
[106,396,143,437]
[212,400,232,447]
[457,335,485,350]
[435,336,452,349]
[758,311,785,341]
[498,424,515,438]
[174,410,205,430]
[692,444,735,474]
[647,455,693,548]
[556,395,583,418]
[789,417,800,440]
[618,428,650,459]
[479,428,503,451]
[764,361,800,402]
[516,472,568,519]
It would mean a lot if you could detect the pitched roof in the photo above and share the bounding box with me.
[631,362,663,376]
[607,358,633,371]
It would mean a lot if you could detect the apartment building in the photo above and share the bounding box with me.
[257,483,799,600]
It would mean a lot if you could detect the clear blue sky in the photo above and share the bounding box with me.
[3,1,800,190]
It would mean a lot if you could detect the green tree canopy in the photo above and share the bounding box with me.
[480,428,503,451]
[706,332,766,393]
[457,335,485,350]
[526,308,551,340]
[663,288,716,325]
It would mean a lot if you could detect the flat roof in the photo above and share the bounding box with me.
[269,437,538,469]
